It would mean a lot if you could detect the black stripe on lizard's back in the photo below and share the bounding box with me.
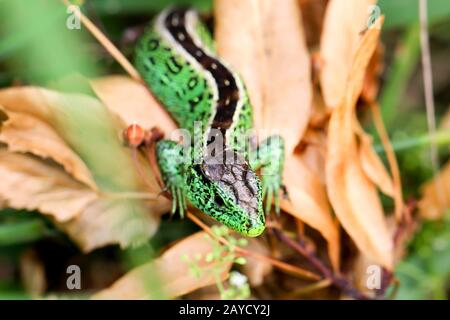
[164,8,240,145]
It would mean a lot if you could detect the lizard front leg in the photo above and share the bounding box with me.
[156,140,189,218]
[250,135,285,215]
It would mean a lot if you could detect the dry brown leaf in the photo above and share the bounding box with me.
[262,0,312,153]
[282,155,340,270]
[298,128,327,183]
[58,197,162,252]
[418,107,450,219]
[418,160,450,220]
[320,0,376,109]
[0,151,98,222]
[0,87,170,252]
[0,107,96,190]
[90,76,177,135]
[92,232,231,299]
[361,43,384,104]
[439,106,450,130]
[0,151,162,252]
[326,21,393,269]
[214,0,267,130]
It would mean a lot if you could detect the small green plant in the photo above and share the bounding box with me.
[395,212,450,299]
[182,225,251,299]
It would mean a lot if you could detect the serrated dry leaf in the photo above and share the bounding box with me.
[326,21,393,269]
[0,151,97,222]
[92,232,231,299]
[0,107,96,190]
[282,155,340,270]
[418,161,450,220]
[320,0,376,109]
[0,87,170,252]
[0,150,162,252]
[90,76,177,135]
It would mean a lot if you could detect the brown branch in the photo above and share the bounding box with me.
[272,228,373,300]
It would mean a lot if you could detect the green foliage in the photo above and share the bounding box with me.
[0,209,55,246]
[379,0,450,29]
[182,226,251,299]
[395,213,450,299]
[0,0,100,86]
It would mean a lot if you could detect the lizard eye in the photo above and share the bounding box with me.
[214,195,224,206]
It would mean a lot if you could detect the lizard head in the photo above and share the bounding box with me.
[185,149,265,237]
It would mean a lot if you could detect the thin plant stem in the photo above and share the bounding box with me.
[374,130,450,154]
[419,0,445,208]
[186,212,321,281]
[61,0,142,81]
[272,228,372,300]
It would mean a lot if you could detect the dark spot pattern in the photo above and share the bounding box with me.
[164,8,241,146]
[148,39,159,51]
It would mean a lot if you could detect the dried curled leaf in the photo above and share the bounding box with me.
[320,0,376,109]
[92,232,231,299]
[326,21,393,269]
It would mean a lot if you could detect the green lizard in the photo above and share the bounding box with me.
[133,7,285,237]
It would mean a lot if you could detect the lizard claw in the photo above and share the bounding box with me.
[169,185,188,219]
[262,176,282,216]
